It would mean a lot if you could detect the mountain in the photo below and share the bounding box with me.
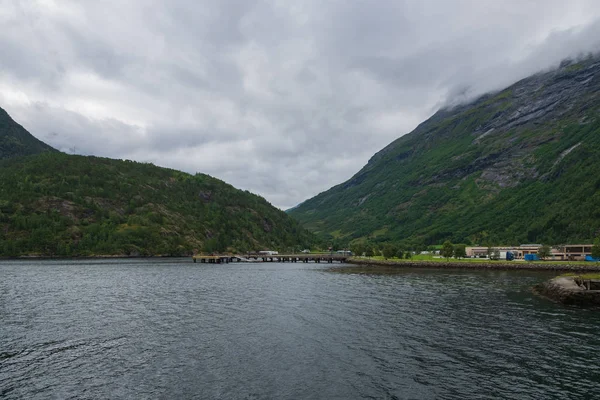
[289,56,600,248]
[0,108,56,159]
[0,108,316,257]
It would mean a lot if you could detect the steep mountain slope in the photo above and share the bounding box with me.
[0,107,56,159]
[290,56,600,247]
[0,110,316,257]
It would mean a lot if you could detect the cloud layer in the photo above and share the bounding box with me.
[2,0,600,208]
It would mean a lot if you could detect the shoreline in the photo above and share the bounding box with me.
[347,257,600,272]
[533,276,600,306]
[0,254,190,261]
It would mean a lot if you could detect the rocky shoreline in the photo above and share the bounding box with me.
[345,258,600,307]
[347,257,600,272]
[533,276,600,307]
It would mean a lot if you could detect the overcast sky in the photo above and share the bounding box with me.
[1,0,600,209]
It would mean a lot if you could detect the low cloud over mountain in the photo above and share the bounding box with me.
[1,0,600,208]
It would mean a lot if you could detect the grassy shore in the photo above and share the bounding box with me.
[365,254,598,265]
[347,256,600,272]
[561,272,600,279]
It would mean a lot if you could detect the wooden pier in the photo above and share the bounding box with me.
[192,253,350,264]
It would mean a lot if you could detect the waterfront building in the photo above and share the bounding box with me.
[466,244,594,260]
[466,244,541,259]
[549,244,594,261]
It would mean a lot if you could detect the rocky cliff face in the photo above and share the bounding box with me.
[290,55,600,247]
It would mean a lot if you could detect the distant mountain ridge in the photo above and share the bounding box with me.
[0,107,316,256]
[289,55,600,247]
[0,107,56,159]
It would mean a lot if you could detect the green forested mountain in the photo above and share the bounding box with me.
[290,56,600,248]
[0,108,56,159]
[0,109,316,257]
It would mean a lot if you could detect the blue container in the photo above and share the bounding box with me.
[524,254,539,261]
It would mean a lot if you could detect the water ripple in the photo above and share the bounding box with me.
[1,260,600,399]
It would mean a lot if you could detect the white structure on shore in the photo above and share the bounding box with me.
[466,244,594,260]
[258,250,279,256]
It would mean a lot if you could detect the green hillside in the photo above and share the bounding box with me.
[0,107,56,159]
[0,108,316,257]
[0,152,316,256]
[290,56,600,248]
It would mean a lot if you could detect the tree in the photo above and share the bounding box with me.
[405,251,412,259]
[592,239,600,260]
[365,246,373,258]
[453,244,466,259]
[382,243,397,259]
[441,241,454,259]
[396,248,404,259]
[372,246,380,257]
[494,249,501,260]
[489,248,501,260]
[351,243,365,257]
[538,244,551,260]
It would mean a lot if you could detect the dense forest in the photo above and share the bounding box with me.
[0,152,317,257]
[290,56,600,249]
[0,106,318,257]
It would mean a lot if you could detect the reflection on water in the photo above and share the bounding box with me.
[1,259,599,399]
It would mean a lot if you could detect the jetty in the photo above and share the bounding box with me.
[192,253,350,264]
[534,276,600,306]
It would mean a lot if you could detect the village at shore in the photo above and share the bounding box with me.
[342,243,600,307]
[334,241,600,266]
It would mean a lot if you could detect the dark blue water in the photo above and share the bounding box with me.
[1,259,599,399]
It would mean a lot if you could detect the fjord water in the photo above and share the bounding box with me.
[1,260,599,399]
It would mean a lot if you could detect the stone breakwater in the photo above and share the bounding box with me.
[347,258,600,272]
[346,258,600,307]
[533,277,600,307]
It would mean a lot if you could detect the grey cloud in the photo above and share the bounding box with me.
[439,18,600,106]
[144,125,245,151]
[7,102,143,156]
[1,0,600,209]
